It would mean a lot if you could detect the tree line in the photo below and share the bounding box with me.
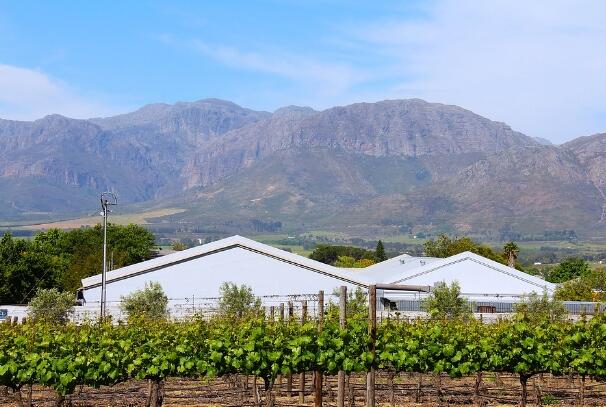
[0,224,155,304]
[2,226,604,306]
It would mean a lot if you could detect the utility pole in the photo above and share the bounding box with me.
[367,285,377,407]
[100,192,117,319]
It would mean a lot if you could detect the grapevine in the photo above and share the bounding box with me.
[0,313,605,405]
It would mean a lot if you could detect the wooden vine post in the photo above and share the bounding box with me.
[337,285,347,407]
[287,301,294,397]
[279,303,285,321]
[367,285,377,407]
[314,291,324,407]
[277,303,285,395]
[299,300,308,404]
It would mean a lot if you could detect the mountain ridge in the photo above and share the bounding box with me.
[1,98,605,238]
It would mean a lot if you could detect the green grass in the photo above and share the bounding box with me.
[301,230,350,239]
[377,235,427,245]
[516,241,604,250]
[246,233,292,241]
[278,245,312,256]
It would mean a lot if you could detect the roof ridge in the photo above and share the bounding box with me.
[81,235,369,289]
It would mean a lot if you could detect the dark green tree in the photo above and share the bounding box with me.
[375,240,387,262]
[309,245,375,265]
[423,235,474,257]
[35,224,156,292]
[61,251,104,293]
[424,234,506,264]
[548,257,590,283]
[0,233,62,304]
[0,224,157,302]
[107,224,156,265]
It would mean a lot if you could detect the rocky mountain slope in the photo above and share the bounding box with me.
[0,98,604,237]
[0,99,268,220]
[183,99,536,189]
[563,133,606,194]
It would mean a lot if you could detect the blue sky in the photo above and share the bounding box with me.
[1,0,605,143]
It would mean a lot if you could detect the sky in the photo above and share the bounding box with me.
[0,0,605,143]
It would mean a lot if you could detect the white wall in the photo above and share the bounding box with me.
[0,305,28,322]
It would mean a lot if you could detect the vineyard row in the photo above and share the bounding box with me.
[1,313,605,406]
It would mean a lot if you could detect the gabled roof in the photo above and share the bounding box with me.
[82,238,555,297]
[348,253,441,283]
[81,235,368,289]
[388,251,555,294]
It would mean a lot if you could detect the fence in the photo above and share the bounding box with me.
[69,292,331,323]
[3,291,606,325]
[385,298,606,315]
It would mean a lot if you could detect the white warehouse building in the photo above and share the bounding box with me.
[80,235,555,315]
[81,235,366,304]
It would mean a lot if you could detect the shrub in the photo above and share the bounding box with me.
[334,256,375,268]
[326,286,368,321]
[120,282,169,320]
[171,241,187,251]
[28,288,74,324]
[514,292,567,323]
[218,282,261,318]
[421,281,472,320]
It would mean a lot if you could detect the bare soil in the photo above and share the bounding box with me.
[1,372,605,406]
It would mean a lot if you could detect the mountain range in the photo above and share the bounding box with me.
[1,98,605,239]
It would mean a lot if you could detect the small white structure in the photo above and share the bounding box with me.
[355,251,555,310]
[80,236,555,316]
[363,251,554,297]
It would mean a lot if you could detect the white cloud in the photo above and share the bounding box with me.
[10,2,597,139]
[169,2,606,141]
[352,0,606,142]
[191,40,367,98]
[0,64,121,120]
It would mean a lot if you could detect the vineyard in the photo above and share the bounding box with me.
[1,311,606,406]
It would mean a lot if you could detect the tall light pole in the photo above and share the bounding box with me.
[100,192,117,319]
